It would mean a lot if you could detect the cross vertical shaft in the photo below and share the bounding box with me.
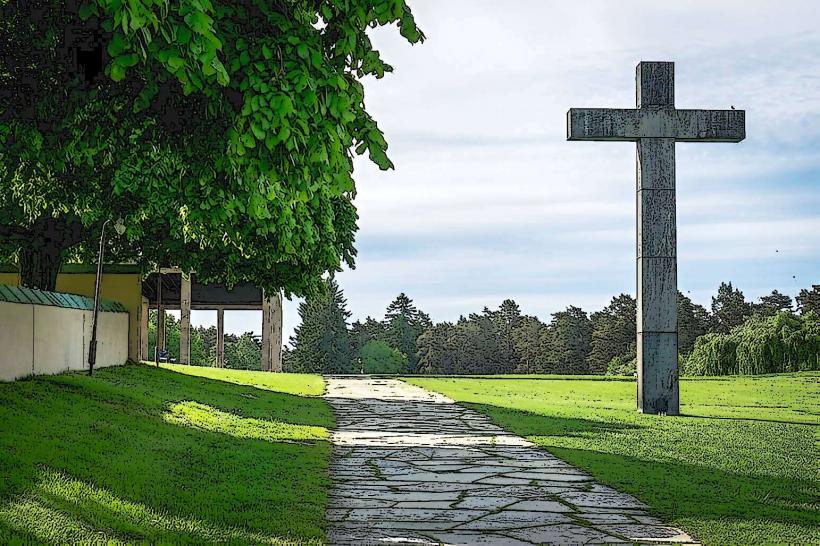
[636,62,678,414]
[637,137,678,414]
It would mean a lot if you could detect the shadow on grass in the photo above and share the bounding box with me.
[0,364,331,544]
[462,401,819,545]
[461,402,642,438]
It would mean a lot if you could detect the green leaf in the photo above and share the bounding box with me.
[107,34,127,57]
[167,56,186,72]
[241,132,256,148]
[177,27,192,45]
[250,123,265,141]
[109,63,126,82]
[214,61,229,86]
[184,12,214,34]
[262,45,272,60]
[310,50,322,69]
[296,43,309,60]
[116,54,140,68]
[399,20,421,43]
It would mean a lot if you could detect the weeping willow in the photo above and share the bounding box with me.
[684,312,819,376]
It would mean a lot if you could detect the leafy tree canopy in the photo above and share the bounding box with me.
[0,0,423,292]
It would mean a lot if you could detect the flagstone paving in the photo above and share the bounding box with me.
[324,377,697,546]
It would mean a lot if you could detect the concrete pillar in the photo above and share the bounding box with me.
[216,308,225,368]
[636,63,678,415]
[261,296,270,371]
[179,273,191,365]
[156,272,165,364]
[271,292,283,372]
[139,297,149,361]
[261,291,283,372]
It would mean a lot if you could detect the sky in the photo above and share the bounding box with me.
[189,0,820,341]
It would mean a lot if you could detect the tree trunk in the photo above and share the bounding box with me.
[13,216,86,292]
[19,242,62,291]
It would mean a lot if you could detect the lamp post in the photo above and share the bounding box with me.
[88,217,125,376]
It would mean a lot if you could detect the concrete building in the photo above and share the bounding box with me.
[0,265,282,371]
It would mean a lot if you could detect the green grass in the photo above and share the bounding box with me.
[405,373,820,545]
[0,363,334,544]
[159,363,326,396]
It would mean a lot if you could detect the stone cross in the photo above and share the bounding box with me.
[567,62,745,415]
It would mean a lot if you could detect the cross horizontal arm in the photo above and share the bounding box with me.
[567,108,745,142]
[673,109,745,142]
[567,109,641,141]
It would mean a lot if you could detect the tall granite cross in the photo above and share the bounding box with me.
[567,62,745,415]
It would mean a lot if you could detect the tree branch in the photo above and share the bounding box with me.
[0,223,32,241]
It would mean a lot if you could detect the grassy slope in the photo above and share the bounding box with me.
[0,363,333,545]
[406,373,819,545]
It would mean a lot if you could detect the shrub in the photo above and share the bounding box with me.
[684,312,819,376]
[606,354,636,376]
[359,340,408,374]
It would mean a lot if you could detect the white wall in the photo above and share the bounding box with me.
[0,300,129,381]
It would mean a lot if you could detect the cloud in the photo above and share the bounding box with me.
[212,1,820,341]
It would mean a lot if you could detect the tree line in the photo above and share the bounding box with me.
[284,281,820,376]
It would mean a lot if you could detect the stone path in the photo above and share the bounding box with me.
[324,377,697,546]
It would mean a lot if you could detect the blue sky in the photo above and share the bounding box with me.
[192,0,820,340]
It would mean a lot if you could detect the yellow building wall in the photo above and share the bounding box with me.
[0,272,142,362]
[0,273,19,286]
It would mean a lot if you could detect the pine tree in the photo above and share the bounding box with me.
[485,300,523,372]
[711,282,753,334]
[511,315,546,374]
[677,292,711,355]
[417,322,457,374]
[586,294,636,374]
[289,278,353,373]
[349,317,383,355]
[384,293,418,322]
[538,306,592,374]
[382,293,430,373]
[796,285,820,315]
[757,290,793,316]
[470,310,516,374]
[498,299,522,327]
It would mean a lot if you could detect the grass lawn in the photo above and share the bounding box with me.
[406,373,820,545]
[0,363,333,544]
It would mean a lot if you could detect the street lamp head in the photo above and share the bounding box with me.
[113,217,126,236]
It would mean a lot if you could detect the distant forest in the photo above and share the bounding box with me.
[150,283,819,376]
[285,282,819,376]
